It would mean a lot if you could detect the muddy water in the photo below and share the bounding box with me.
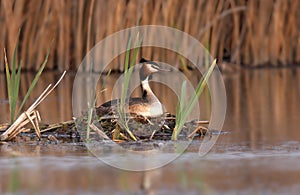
[0,68,300,194]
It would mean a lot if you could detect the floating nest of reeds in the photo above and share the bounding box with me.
[0,112,209,144]
[78,112,209,142]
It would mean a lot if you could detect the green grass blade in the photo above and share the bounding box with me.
[172,59,217,140]
[86,102,93,142]
[176,81,186,124]
[118,34,133,139]
[121,35,133,108]
[4,49,12,118]
[130,33,142,67]
[118,32,142,141]
[17,49,49,116]
[184,59,216,117]
[121,32,141,108]
[172,81,187,140]
[10,35,20,122]
[123,35,141,102]
[14,60,22,117]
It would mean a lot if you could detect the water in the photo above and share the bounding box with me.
[0,68,300,194]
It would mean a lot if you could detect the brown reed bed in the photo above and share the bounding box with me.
[0,0,299,71]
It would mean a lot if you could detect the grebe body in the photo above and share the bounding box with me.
[96,58,168,117]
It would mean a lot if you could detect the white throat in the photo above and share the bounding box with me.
[141,77,164,116]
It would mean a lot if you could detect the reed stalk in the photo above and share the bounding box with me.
[4,34,49,123]
[118,32,142,141]
[172,59,217,140]
[0,0,298,71]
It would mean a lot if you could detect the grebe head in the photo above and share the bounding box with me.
[139,58,169,80]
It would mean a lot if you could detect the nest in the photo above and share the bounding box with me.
[75,112,210,143]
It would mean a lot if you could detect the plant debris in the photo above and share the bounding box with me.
[0,112,209,143]
[0,71,66,141]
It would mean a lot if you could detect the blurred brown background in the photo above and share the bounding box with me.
[0,0,299,71]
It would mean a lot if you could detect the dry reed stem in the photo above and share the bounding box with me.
[187,126,209,139]
[89,123,110,140]
[0,123,10,131]
[0,0,299,71]
[48,134,59,143]
[118,132,130,141]
[0,71,66,141]
[1,111,39,140]
[149,130,157,140]
[40,120,74,133]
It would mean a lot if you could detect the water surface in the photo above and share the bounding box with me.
[0,68,300,194]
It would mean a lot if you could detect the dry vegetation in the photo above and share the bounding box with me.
[0,0,299,71]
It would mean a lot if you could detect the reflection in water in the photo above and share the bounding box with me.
[222,68,300,146]
[0,68,300,194]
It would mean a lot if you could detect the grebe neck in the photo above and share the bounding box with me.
[141,77,159,103]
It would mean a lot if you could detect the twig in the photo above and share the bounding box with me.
[149,130,157,140]
[0,71,66,141]
[188,126,209,139]
[89,123,110,140]
[40,120,74,133]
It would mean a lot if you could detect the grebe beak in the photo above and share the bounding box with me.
[157,67,171,72]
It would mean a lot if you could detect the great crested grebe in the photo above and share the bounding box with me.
[96,58,169,118]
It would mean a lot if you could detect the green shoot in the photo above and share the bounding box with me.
[86,99,93,142]
[118,32,142,141]
[4,32,22,123]
[4,33,49,123]
[175,80,187,138]
[17,50,49,116]
[172,59,217,140]
[86,69,111,142]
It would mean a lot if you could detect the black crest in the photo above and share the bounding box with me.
[139,58,149,63]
